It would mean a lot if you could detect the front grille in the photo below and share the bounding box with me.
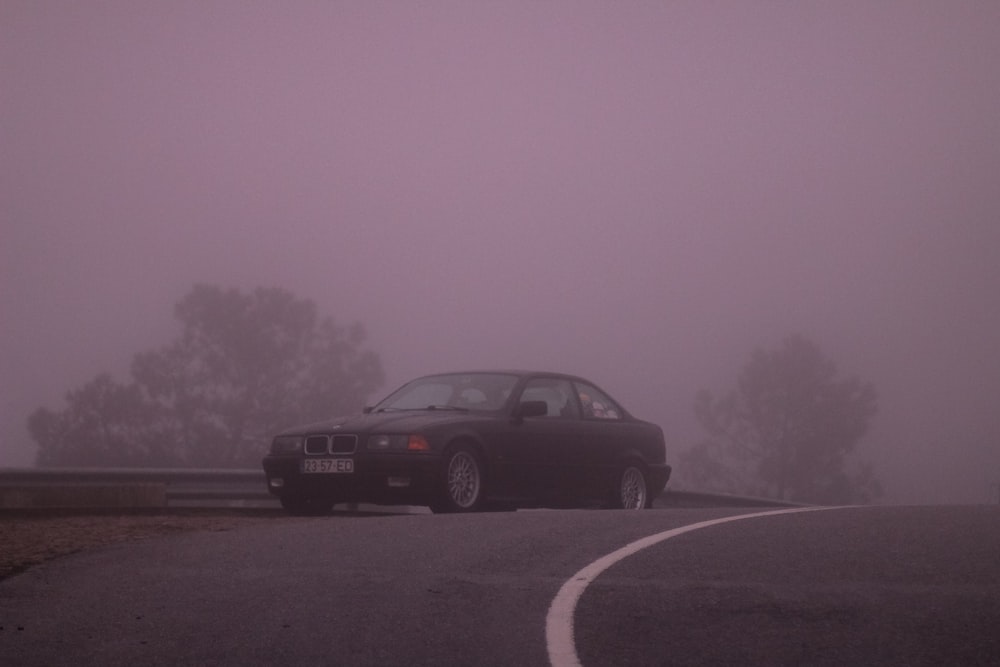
[331,435,358,454]
[304,435,329,455]
[303,434,359,455]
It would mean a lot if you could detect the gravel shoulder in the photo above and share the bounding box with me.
[0,509,291,581]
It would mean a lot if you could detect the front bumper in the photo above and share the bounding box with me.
[261,452,441,505]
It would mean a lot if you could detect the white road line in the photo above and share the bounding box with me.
[545,506,839,667]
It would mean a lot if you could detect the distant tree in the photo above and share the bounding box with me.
[681,334,880,504]
[29,374,158,467]
[29,285,385,468]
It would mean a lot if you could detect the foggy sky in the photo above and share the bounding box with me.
[2,2,998,503]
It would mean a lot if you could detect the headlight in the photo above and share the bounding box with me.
[366,434,409,450]
[270,436,303,454]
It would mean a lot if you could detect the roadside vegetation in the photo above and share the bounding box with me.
[27,285,384,468]
[679,334,881,504]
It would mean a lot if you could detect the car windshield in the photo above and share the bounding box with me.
[373,373,519,412]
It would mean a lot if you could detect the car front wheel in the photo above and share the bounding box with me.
[610,463,651,510]
[431,446,486,513]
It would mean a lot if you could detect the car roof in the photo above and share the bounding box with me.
[396,370,634,418]
[417,370,591,382]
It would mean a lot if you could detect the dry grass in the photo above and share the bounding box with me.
[0,510,288,581]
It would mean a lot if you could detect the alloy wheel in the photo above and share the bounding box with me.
[620,465,648,509]
[447,450,482,509]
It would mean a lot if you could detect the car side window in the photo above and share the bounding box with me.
[519,379,580,418]
[574,383,622,420]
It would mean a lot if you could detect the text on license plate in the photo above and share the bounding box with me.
[302,458,354,474]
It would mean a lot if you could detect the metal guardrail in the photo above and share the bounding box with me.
[657,489,804,508]
[0,467,275,509]
[0,467,800,510]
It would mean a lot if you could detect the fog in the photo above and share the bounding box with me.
[2,2,998,503]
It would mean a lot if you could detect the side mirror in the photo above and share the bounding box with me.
[362,406,374,414]
[514,400,548,420]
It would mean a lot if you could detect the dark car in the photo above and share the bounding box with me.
[262,370,671,514]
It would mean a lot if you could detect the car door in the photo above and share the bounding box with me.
[570,381,632,497]
[492,377,586,502]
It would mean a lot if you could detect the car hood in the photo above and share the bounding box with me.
[275,410,492,436]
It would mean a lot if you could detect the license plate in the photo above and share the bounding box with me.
[302,458,354,474]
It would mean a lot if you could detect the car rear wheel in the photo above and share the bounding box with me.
[610,463,650,510]
[280,495,334,516]
[431,446,485,513]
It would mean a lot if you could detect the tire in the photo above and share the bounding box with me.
[609,463,651,510]
[430,446,486,513]
[280,495,334,516]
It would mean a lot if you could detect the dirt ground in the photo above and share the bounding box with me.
[0,509,291,581]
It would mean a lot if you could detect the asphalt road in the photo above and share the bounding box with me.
[1,505,998,666]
